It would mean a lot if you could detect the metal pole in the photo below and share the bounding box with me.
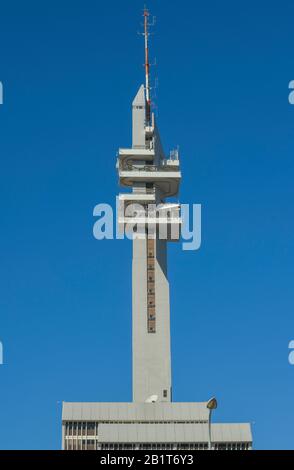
[143,8,151,125]
[208,409,212,450]
[206,397,217,451]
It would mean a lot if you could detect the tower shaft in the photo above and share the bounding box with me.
[132,236,171,402]
[117,84,181,403]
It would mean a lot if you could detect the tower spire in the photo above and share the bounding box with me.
[143,7,151,125]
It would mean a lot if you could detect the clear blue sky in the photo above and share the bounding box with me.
[0,0,293,450]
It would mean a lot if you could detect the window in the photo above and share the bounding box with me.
[148,319,156,333]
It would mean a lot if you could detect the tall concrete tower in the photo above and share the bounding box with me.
[61,9,252,451]
[117,10,181,403]
[117,90,181,403]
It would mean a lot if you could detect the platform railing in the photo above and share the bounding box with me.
[120,161,179,172]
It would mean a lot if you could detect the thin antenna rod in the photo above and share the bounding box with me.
[143,7,151,125]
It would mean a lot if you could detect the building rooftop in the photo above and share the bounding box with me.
[97,422,252,444]
[62,402,210,423]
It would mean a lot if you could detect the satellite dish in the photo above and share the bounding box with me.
[145,394,158,403]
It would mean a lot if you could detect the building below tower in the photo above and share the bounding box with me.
[62,402,252,451]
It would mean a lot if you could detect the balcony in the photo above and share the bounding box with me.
[117,148,155,169]
[119,163,181,197]
[117,203,182,242]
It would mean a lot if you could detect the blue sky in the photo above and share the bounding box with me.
[0,0,294,450]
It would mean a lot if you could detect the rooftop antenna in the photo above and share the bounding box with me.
[142,6,155,126]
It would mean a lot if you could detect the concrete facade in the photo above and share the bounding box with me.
[132,236,171,402]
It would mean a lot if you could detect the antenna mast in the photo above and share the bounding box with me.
[143,7,151,126]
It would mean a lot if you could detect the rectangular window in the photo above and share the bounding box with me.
[148,319,156,333]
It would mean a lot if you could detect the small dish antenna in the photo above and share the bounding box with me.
[145,394,158,403]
